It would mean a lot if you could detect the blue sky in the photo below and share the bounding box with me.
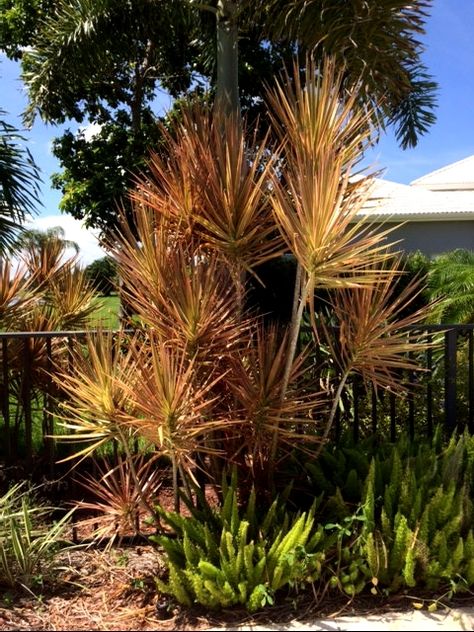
[364,0,474,182]
[1,0,474,262]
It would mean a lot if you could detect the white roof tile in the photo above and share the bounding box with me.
[359,177,474,222]
[410,155,474,190]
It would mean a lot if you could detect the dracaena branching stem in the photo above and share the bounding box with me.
[269,268,309,465]
[117,425,160,524]
[291,261,303,326]
[234,263,246,319]
[171,453,180,513]
[178,462,194,510]
[314,369,352,460]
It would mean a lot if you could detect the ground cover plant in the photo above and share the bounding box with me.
[151,429,474,612]
[3,431,474,630]
[153,470,329,611]
[0,482,73,591]
[303,429,474,595]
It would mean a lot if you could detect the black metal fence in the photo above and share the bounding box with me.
[1,325,473,479]
[0,330,92,476]
[329,324,474,443]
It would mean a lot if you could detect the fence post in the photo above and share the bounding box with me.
[444,329,457,433]
[22,337,33,468]
[2,338,11,463]
[408,350,415,440]
[45,337,55,477]
[426,343,433,437]
[469,330,474,434]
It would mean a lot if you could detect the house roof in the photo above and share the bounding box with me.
[410,155,474,191]
[359,177,474,222]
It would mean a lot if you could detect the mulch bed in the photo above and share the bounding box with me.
[1,539,470,632]
[1,484,472,631]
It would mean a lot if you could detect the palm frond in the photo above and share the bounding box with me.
[389,65,438,149]
[0,111,41,251]
[22,0,119,125]
[426,249,474,324]
[256,0,437,147]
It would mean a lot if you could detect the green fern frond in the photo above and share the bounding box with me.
[452,537,464,571]
[390,513,410,574]
[168,564,192,607]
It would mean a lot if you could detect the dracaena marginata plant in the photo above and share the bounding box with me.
[0,233,100,463]
[52,56,431,517]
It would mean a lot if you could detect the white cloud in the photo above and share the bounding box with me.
[26,215,107,266]
[81,122,103,142]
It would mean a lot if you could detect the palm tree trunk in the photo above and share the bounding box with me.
[215,0,240,118]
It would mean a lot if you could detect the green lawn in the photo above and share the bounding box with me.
[88,294,121,329]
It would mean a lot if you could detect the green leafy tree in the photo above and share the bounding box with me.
[0,0,55,60]
[85,256,118,296]
[0,0,437,234]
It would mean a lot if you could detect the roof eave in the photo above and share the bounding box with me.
[355,212,474,223]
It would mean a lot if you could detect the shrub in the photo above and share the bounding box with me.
[154,433,474,610]
[0,483,74,590]
[52,59,431,513]
[317,431,474,596]
[153,473,329,611]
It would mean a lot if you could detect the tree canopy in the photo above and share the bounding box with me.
[0,0,438,234]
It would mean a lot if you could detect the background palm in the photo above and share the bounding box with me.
[427,249,474,324]
[0,109,41,253]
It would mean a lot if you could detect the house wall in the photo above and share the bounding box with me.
[374,220,474,256]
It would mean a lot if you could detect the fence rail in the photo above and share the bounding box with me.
[1,325,473,480]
